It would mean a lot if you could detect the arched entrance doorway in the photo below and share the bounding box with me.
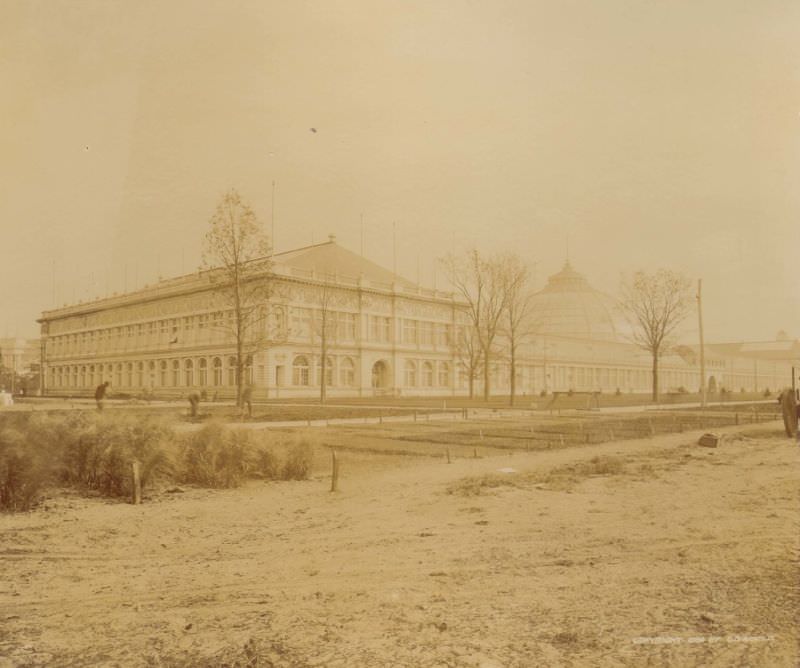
[371,360,391,392]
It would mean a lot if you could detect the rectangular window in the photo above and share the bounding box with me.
[436,323,452,347]
[291,307,312,339]
[419,321,433,346]
[338,312,356,340]
[403,319,418,345]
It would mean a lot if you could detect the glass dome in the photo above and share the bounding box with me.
[529,262,628,342]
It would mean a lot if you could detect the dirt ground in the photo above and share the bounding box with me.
[0,421,797,667]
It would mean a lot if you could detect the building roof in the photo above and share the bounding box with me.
[528,262,630,343]
[272,237,417,289]
[40,238,436,322]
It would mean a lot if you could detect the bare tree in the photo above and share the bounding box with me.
[619,269,692,402]
[443,250,508,400]
[454,320,483,399]
[202,189,275,407]
[311,275,338,404]
[499,254,535,406]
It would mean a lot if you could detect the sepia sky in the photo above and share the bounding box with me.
[1,0,798,342]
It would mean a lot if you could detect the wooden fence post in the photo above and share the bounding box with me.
[446,448,451,464]
[131,460,142,505]
[330,450,339,492]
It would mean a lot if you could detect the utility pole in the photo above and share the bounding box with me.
[697,278,706,408]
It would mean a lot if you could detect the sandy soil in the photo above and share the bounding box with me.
[0,422,797,667]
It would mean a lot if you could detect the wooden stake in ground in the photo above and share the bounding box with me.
[446,448,451,464]
[330,450,340,492]
[131,460,142,505]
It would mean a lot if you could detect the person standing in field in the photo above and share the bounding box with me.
[241,385,253,419]
[95,381,110,412]
[188,391,201,419]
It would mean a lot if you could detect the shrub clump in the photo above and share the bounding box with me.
[281,439,314,480]
[178,423,252,488]
[0,412,173,510]
[0,426,51,511]
[60,415,173,497]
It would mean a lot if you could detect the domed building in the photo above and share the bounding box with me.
[510,261,698,395]
[527,262,628,343]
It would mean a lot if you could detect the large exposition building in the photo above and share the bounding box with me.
[37,239,797,399]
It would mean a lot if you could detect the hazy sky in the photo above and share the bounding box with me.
[2,0,798,342]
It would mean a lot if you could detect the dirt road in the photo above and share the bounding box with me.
[1,423,797,667]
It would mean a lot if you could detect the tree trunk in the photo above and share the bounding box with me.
[468,374,474,399]
[509,345,516,407]
[320,348,327,404]
[483,348,491,401]
[651,353,659,402]
[235,337,244,408]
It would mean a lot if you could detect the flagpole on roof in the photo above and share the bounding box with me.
[393,221,397,276]
[271,180,276,256]
[360,213,364,257]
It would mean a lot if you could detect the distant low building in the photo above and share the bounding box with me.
[0,337,41,393]
[36,240,797,399]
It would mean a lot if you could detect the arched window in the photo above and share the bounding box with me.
[137,361,144,386]
[159,360,168,386]
[293,356,310,386]
[115,364,122,388]
[89,365,95,387]
[184,359,194,386]
[126,363,133,387]
[227,356,237,386]
[171,360,180,386]
[198,358,208,386]
[213,357,222,386]
[438,362,450,387]
[422,361,434,387]
[80,366,87,388]
[339,357,355,387]
[404,360,417,387]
